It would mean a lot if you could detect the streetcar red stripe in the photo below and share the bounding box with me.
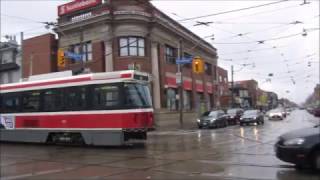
[14,112,154,129]
[0,77,91,90]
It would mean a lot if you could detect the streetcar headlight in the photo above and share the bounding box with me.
[197,119,200,123]
[283,138,305,146]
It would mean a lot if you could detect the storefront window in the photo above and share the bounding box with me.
[183,90,192,110]
[166,88,177,111]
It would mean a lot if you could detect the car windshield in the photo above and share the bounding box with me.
[270,109,281,113]
[124,83,152,108]
[244,110,258,116]
[227,109,238,115]
[202,111,219,118]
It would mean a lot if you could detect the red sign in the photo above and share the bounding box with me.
[196,83,204,92]
[207,84,213,94]
[58,0,102,16]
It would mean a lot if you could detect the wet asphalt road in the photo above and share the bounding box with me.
[0,109,319,180]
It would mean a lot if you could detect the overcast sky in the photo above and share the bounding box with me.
[1,0,319,104]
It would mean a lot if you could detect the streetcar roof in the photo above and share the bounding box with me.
[0,70,150,93]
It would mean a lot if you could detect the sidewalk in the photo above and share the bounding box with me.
[153,110,199,130]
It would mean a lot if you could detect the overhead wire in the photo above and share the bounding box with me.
[178,0,289,22]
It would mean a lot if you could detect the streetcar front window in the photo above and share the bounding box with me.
[124,83,152,108]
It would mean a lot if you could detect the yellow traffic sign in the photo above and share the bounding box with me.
[192,56,204,74]
[57,49,65,68]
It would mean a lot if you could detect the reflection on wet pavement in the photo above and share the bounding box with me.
[0,110,319,179]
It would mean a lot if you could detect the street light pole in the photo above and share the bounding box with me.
[231,65,234,108]
[178,39,184,128]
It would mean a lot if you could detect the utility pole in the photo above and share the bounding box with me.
[231,65,234,108]
[20,32,24,79]
[29,52,34,77]
[178,39,184,128]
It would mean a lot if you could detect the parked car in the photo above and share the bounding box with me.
[239,110,264,126]
[312,107,320,117]
[274,124,320,170]
[226,108,243,125]
[197,110,228,129]
[267,108,285,120]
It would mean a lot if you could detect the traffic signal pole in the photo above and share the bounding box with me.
[178,40,184,128]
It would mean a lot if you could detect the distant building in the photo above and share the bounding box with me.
[0,37,22,84]
[305,84,320,107]
[231,79,259,108]
[267,91,278,109]
[216,66,230,108]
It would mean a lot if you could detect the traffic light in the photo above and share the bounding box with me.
[192,56,204,74]
[57,49,65,68]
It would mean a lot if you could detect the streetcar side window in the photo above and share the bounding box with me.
[22,91,41,112]
[92,84,120,109]
[0,94,20,113]
[43,89,63,112]
[64,86,87,111]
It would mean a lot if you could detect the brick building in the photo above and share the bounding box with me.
[22,34,58,78]
[232,80,259,108]
[216,66,230,108]
[22,0,219,112]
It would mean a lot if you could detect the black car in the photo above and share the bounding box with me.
[239,110,264,126]
[227,108,244,125]
[197,110,228,129]
[274,125,320,170]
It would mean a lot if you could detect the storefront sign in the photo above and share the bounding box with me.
[58,0,102,16]
[71,12,92,22]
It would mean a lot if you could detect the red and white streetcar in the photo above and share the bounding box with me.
[0,70,154,146]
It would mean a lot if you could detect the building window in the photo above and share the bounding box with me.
[70,41,92,63]
[83,42,92,62]
[119,37,145,57]
[219,75,223,82]
[205,63,212,75]
[1,52,12,64]
[165,45,176,64]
